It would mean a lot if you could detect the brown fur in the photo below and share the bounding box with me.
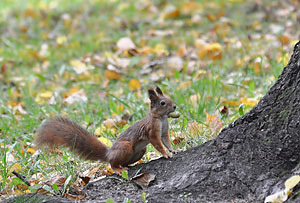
[36,86,176,173]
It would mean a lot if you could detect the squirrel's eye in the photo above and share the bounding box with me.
[160,100,166,106]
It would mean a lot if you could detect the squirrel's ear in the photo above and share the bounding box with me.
[148,88,158,102]
[155,86,164,96]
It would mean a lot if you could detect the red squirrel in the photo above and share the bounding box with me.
[36,86,177,174]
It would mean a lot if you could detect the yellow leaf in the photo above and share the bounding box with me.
[206,13,217,21]
[285,175,300,190]
[117,104,124,112]
[56,36,67,45]
[9,163,22,173]
[129,79,141,91]
[94,126,105,136]
[65,86,80,97]
[98,137,112,147]
[178,81,192,90]
[35,91,53,104]
[70,60,88,74]
[94,124,116,137]
[181,1,202,14]
[39,91,53,98]
[27,147,36,154]
[222,99,240,106]
[198,42,222,60]
[277,54,289,65]
[240,97,257,107]
[105,70,121,80]
[153,44,169,56]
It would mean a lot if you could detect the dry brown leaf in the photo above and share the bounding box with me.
[101,166,115,176]
[189,93,201,107]
[64,193,85,201]
[164,9,180,19]
[131,172,156,189]
[79,167,99,185]
[206,113,224,137]
[105,69,121,80]
[172,136,184,145]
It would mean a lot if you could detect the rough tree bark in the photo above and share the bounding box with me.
[4,41,300,203]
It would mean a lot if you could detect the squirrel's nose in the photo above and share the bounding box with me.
[173,104,176,110]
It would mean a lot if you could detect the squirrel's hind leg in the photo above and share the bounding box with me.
[108,141,133,174]
[126,148,146,166]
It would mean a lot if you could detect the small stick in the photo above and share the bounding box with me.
[12,170,31,186]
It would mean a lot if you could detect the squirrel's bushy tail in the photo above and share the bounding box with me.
[36,117,108,162]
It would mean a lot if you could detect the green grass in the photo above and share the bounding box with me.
[0,0,299,198]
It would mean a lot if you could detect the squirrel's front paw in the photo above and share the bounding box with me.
[171,149,182,154]
[163,153,173,158]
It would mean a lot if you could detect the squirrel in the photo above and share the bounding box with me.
[36,86,177,174]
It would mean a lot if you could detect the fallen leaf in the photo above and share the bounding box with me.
[35,91,53,104]
[98,137,113,147]
[117,37,136,51]
[285,175,300,190]
[79,167,99,185]
[27,147,36,154]
[101,166,114,175]
[264,188,290,203]
[129,79,141,91]
[240,97,257,107]
[64,193,85,201]
[278,35,290,45]
[198,42,222,60]
[181,1,201,14]
[164,9,180,19]
[153,44,169,56]
[172,137,184,145]
[188,121,202,136]
[131,172,156,189]
[220,106,228,115]
[148,30,174,37]
[56,36,67,45]
[70,60,88,74]
[63,89,87,104]
[105,65,121,80]
[206,113,224,137]
[167,56,183,71]
[103,119,117,128]
[189,93,201,107]
[9,163,22,174]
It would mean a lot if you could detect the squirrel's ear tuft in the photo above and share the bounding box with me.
[155,86,164,96]
[148,87,158,102]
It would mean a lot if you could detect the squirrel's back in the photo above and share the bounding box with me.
[36,117,108,161]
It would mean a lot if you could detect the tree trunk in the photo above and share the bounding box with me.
[80,41,300,202]
[5,42,300,203]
